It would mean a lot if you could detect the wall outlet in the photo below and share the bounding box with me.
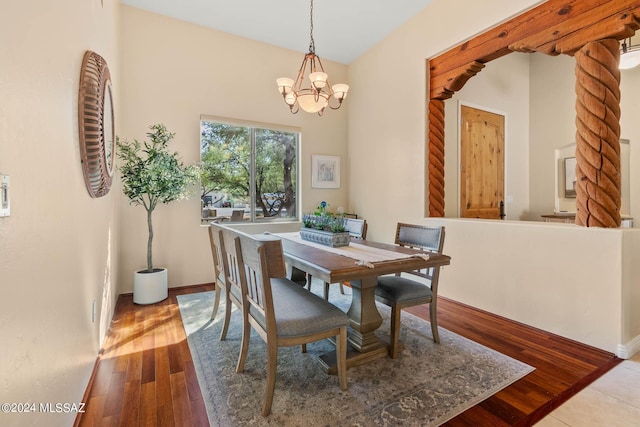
[92,300,96,323]
[0,174,9,217]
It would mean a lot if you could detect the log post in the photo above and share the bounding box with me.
[428,99,446,217]
[574,39,622,227]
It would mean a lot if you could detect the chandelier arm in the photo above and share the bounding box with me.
[327,96,345,110]
[294,55,310,90]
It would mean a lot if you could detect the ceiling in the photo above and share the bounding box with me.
[121,0,433,64]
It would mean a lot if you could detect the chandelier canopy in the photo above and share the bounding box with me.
[276,0,349,116]
[620,36,640,70]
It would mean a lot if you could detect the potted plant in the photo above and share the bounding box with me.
[117,124,199,304]
[300,201,351,247]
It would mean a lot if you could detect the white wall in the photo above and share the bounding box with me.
[118,6,349,293]
[0,1,120,425]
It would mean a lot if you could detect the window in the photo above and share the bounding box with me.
[200,116,299,223]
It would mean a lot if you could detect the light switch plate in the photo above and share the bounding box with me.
[1,174,10,217]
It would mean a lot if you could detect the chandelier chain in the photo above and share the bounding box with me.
[275,0,349,114]
[309,0,315,53]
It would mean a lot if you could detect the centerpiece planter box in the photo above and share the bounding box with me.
[300,227,350,248]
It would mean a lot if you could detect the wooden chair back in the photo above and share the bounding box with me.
[218,225,247,303]
[208,224,226,287]
[234,233,287,339]
[344,218,368,239]
[395,223,445,283]
[230,209,245,222]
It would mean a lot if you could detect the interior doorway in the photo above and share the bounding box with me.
[459,105,505,219]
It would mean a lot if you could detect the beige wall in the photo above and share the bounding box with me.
[347,0,545,242]
[414,217,640,357]
[118,6,348,293]
[445,53,531,219]
[347,0,640,356]
[0,0,120,425]
[528,52,640,222]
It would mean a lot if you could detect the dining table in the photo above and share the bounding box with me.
[274,232,451,372]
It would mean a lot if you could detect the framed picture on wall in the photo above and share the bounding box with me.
[564,157,577,198]
[311,155,340,189]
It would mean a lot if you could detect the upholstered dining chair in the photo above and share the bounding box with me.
[332,218,368,298]
[230,209,244,222]
[375,223,445,358]
[208,223,250,374]
[307,217,369,300]
[208,224,225,323]
[234,231,349,417]
[344,218,367,239]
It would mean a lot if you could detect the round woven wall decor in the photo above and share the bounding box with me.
[78,50,115,198]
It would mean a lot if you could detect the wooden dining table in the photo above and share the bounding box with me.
[275,232,451,372]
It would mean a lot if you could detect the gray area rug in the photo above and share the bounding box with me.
[178,284,534,426]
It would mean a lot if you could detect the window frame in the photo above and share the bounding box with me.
[200,115,301,224]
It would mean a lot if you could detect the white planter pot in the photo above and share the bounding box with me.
[133,268,168,305]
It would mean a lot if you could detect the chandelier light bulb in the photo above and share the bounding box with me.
[620,50,640,69]
[276,77,294,94]
[297,91,329,113]
[309,72,328,89]
[619,37,640,70]
[331,83,349,101]
[284,91,297,106]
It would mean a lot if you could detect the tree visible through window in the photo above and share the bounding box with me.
[200,117,298,222]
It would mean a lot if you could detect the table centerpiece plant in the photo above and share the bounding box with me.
[300,201,350,247]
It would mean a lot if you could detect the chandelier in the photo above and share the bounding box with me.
[276,0,349,116]
[620,36,640,70]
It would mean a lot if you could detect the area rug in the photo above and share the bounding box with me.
[178,285,534,426]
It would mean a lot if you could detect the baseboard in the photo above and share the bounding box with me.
[617,335,640,359]
[73,356,100,427]
[119,281,217,297]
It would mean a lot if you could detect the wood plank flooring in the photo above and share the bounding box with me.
[76,285,620,426]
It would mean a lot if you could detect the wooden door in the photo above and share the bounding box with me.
[460,105,504,219]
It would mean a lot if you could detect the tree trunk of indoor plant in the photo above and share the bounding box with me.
[147,207,153,272]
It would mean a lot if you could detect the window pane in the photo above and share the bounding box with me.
[200,119,299,223]
[255,129,297,220]
[200,122,250,222]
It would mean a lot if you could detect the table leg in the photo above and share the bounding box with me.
[318,276,388,373]
[347,276,385,352]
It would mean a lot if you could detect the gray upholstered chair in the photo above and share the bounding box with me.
[208,224,226,323]
[344,218,367,239]
[375,223,445,358]
[333,218,367,297]
[230,209,244,222]
[234,231,349,417]
[208,224,238,335]
[208,224,250,373]
[308,217,369,300]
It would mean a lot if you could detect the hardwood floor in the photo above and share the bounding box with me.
[409,299,621,426]
[76,285,620,426]
[76,284,213,427]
